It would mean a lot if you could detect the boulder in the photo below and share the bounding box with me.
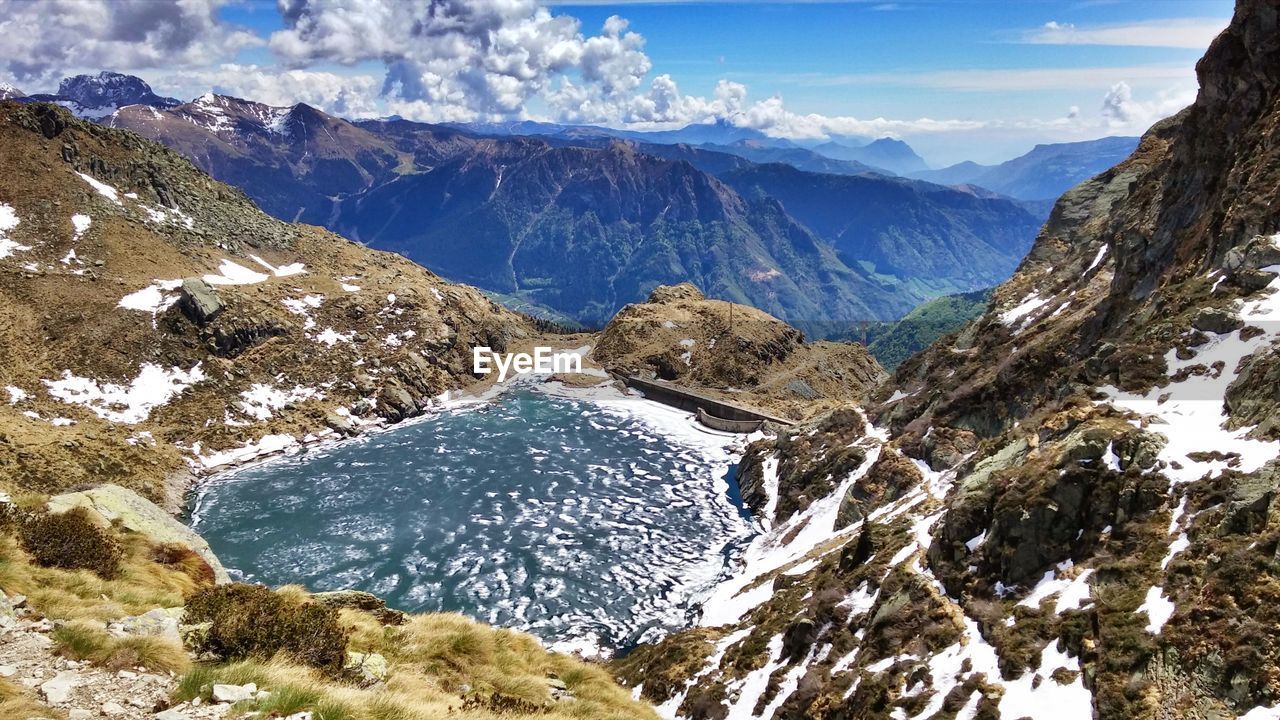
[312,590,406,625]
[107,607,183,643]
[178,621,212,652]
[211,682,257,703]
[46,484,230,583]
[1224,234,1280,273]
[40,670,81,704]
[547,675,575,702]
[344,651,389,685]
[323,411,357,437]
[378,383,419,422]
[0,592,16,627]
[785,379,818,400]
[1192,307,1244,335]
[178,278,224,323]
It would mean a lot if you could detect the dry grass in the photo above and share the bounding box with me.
[0,530,204,622]
[175,612,657,720]
[52,620,190,674]
[0,677,61,719]
[1,517,651,720]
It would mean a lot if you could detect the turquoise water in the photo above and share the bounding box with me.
[189,389,757,654]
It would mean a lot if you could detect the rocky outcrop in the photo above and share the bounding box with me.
[595,284,885,421]
[46,484,230,583]
[312,590,407,625]
[834,450,922,529]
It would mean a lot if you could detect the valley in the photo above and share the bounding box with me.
[94,86,1053,335]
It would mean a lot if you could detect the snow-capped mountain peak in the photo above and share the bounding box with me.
[178,93,295,137]
[22,72,178,120]
[0,82,23,100]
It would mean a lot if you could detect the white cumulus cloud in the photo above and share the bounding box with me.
[0,0,261,85]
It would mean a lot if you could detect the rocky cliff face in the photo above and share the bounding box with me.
[0,102,531,509]
[615,2,1280,718]
[23,72,179,119]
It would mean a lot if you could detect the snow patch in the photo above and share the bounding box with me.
[1085,245,1109,273]
[1137,586,1175,634]
[43,363,206,424]
[1000,292,1049,327]
[117,280,182,316]
[238,384,323,421]
[71,214,91,240]
[75,172,123,205]
[0,202,29,259]
[204,259,270,285]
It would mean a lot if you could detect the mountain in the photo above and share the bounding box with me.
[593,282,886,421]
[457,117,788,149]
[618,1,1280,717]
[864,287,993,370]
[0,100,530,500]
[0,100,661,720]
[721,163,1043,302]
[814,137,930,174]
[620,138,879,177]
[913,136,1142,201]
[694,139,883,176]
[23,71,179,119]
[0,82,22,100]
[329,140,916,331]
[623,118,782,147]
[100,88,1040,332]
[108,94,406,223]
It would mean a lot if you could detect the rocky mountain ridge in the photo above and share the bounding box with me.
[812,137,930,176]
[613,1,1280,718]
[98,86,1042,333]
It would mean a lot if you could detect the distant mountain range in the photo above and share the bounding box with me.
[6,71,1140,332]
[909,136,1141,201]
[720,164,1041,299]
[811,137,930,175]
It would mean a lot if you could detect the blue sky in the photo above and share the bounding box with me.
[2,0,1234,165]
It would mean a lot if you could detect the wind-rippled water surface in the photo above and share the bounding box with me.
[189,389,758,654]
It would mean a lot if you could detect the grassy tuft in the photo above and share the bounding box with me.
[52,620,190,673]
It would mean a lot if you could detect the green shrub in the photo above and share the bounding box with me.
[184,583,349,674]
[19,508,121,578]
